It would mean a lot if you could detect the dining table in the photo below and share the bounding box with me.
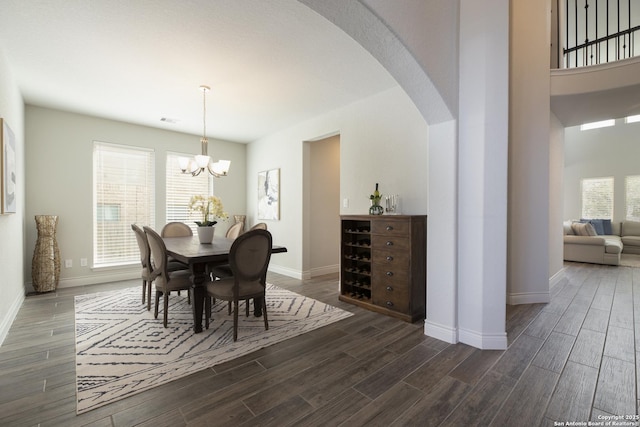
[163,234,287,333]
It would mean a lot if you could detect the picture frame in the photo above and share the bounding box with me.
[1,118,16,214]
[257,168,280,220]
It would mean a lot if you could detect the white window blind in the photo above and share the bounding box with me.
[581,177,614,219]
[626,175,640,221]
[166,153,212,234]
[93,142,155,267]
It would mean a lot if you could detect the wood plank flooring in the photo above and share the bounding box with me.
[0,262,639,426]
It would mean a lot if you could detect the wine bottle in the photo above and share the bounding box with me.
[374,183,380,199]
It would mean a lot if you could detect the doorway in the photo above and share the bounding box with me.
[302,134,340,279]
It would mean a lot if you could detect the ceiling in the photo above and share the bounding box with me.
[0,0,398,143]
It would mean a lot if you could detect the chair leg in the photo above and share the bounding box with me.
[142,280,146,304]
[262,297,269,331]
[245,299,250,317]
[205,296,211,329]
[147,282,152,311]
[233,300,239,341]
[154,290,161,319]
[163,292,169,328]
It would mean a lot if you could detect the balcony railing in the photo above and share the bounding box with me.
[563,0,640,68]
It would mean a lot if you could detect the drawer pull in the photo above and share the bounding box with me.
[386,286,393,291]
[386,271,393,276]
[386,241,393,246]
[386,301,394,307]
[386,255,393,261]
[386,225,393,231]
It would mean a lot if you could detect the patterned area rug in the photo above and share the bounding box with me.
[74,284,352,414]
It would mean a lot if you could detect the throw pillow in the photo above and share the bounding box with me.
[572,222,597,236]
[580,218,604,235]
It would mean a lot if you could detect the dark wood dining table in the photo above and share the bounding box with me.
[163,235,287,333]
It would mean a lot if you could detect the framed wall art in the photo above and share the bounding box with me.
[257,168,280,220]
[1,118,16,214]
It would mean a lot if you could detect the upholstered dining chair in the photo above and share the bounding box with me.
[226,221,244,239]
[144,226,193,327]
[131,224,155,310]
[204,229,273,341]
[250,222,267,231]
[161,222,193,237]
[208,222,245,281]
[160,221,192,276]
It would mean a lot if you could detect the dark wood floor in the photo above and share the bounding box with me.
[0,262,637,426]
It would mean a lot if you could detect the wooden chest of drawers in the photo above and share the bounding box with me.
[339,215,426,322]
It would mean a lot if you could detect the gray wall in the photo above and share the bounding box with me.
[24,106,246,290]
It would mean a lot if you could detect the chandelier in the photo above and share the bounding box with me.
[178,85,231,177]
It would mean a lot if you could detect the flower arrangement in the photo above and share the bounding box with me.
[188,195,228,227]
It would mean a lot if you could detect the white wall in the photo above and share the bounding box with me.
[507,0,552,306]
[549,113,565,277]
[0,47,25,345]
[247,86,428,279]
[564,118,640,222]
[24,106,246,289]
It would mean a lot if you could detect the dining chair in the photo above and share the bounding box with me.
[161,222,193,237]
[131,224,155,310]
[250,222,267,231]
[208,221,245,281]
[204,229,273,341]
[226,221,244,239]
[144,226,193,327]
[160,221,192,277]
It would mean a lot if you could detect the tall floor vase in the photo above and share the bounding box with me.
[32,215,61,292]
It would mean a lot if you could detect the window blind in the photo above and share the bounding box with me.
[581,177,614,219]
[166,152,212,234]
[93,142,155,267]
[626,175,640,221]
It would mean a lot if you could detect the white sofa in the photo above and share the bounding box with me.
[563,220,623,266]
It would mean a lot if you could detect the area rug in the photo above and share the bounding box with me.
[74,284,353,414]
[620,254,640,268]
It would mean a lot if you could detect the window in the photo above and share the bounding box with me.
[166,153,212,234]
[580,119,615,131]
[626,176,640,221]
[581,177,614,219]
[93,142,155,267]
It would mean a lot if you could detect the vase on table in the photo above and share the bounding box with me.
[32,215,61,292]
[197,226,215,244]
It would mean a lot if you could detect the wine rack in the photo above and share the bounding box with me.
[339,215,427,323]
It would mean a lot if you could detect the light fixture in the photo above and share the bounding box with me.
[178,85,231,177]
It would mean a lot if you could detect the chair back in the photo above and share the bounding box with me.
[229,229,272,284]
[144,226,169,286]
[226,221,244,239]
[161,222,193,237]
[131,224,151,269]
[132,224,156,282]
[250,222,267,231]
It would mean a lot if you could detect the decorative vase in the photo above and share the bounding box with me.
[369,200,384,215]
[32,215,61,292]
[197,226,215,244]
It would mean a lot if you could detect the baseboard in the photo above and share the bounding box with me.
[458,327,508,350]
[549,268,566,289]
[268,264,304,280]
[424,320,458,344]
[0,292,25,347]
[309,264,339,277]
[507,291,551,305]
